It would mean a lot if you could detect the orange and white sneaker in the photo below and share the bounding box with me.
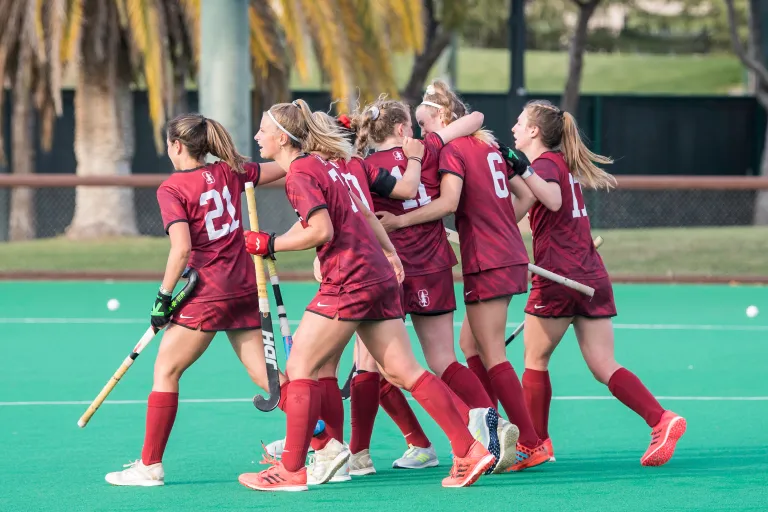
[238,461,308,492]
[542,438,556,462]
[641,410,686,467]
[441,440,495,488]
[505,442,550,472]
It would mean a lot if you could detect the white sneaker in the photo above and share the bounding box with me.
[264,438,285,459]
[348,449,377,475]
[392,444,439,469]
[492,417,520,474]
[306,439,350,486]
[105,460,164,486]
[467,407,500,474]
[330,461,352,483]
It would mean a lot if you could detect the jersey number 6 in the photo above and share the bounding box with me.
[200,186,240,241]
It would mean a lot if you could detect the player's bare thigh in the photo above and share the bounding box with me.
[153,324,216,392]
[522,314,572,371]
[286,311,359,380]
[465,297,511,368]
[573,317,621,384]
[411,312,457,377]
[227,328,279,392]
[356,319,425,390]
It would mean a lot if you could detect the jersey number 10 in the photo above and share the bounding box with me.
[200,186,240,241]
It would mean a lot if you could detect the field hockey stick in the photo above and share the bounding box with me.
[77,268,199,428]
[245,182,281,412]
[265,257,326,433]
[504,235,605,346]
[445,228,595,297]
[340,335,361,400]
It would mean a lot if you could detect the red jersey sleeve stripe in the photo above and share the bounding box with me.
[305,204,329,220]
[438,168,464,180]
[164,219,188,234]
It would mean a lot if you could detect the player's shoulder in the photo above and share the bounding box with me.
[290,153,328,174]
[532,151,568,175]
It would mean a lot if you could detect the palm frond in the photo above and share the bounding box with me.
[0,0,27,164]
[249,0,285,77]
[276,0,310,82]
[45,0,66,115]
[178,0,200,69]
[61,0,83,66]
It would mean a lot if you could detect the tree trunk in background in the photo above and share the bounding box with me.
[67,3,137,239]
[401,0,454,108]
[9,41,35,241]
[561,0,600,113]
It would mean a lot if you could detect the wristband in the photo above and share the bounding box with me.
[408,156,422,164]
[159,286,172,296]
[521,166,534,180]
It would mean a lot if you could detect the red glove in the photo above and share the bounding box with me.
[244,230,276,259]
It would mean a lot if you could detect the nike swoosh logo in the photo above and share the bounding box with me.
[180,314,194,318]
[465,291,473,296]
[317,303,329,307]
[534,305,545,309]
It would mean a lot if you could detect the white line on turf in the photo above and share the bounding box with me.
[1,317,767,331]
[2,396,767,406]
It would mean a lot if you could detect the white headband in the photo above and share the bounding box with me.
[268,109,300,142]
[420,100,458,119]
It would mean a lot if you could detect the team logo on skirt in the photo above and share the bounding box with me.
[417,289,430,307]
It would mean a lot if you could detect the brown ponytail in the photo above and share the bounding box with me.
[350,95,411,157]
[420,79,495,145]
[525,100,616,190]
[166,113,247,174]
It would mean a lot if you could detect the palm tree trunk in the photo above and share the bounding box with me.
[9,41,35,241]
[66,46,138,239]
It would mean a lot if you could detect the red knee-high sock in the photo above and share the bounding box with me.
[319,377,344,442]
[522,369,552,440]
[467,355,498,409]
[608,368,665,428]
[409,372,475,458]
[379,378,431,448]
[441,361,494,409]
[141,391,179,465]
[282,379,321,472]
[349,371,380,454]
[489,362,540,448]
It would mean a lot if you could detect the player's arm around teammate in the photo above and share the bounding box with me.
[105,115,273,487]
[238,99,496,491]
[508,100,686,467]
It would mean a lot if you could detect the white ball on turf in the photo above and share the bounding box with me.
[107,298,120,311]
[746,305,759,318]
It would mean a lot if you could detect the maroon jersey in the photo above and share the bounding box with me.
[365,133,457,276]
[285,154,395,292]
[528,151,608,280]
[156,161,260,302]
[438,136,529,274]
[335,157,376,210]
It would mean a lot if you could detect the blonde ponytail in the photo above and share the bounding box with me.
[525,100,616,190]
[420,79,495,145]
[560,112,616,190]
[269,99,353,160]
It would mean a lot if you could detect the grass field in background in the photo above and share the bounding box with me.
[287,49,745,95]
[2,226,766,277]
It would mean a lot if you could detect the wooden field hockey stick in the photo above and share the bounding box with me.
[245,182,281,412]
[265,257,326,433]
[77,268,199,428]
[444,228,596,297]
[504,235,605,346]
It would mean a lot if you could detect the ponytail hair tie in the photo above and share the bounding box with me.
[337,114,352,129]
[367,106,380,121]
